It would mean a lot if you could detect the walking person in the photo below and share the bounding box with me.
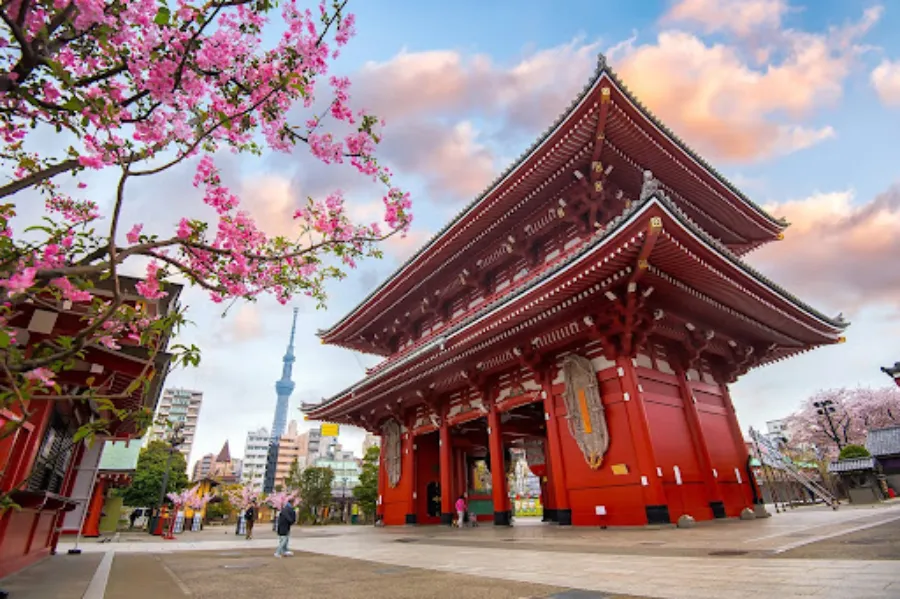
[128,509,139,530]
[274,500,296,558]
[244,500,257,540]
[455,494,467,528]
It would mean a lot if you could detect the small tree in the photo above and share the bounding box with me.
[838,444,871,460]
[285,458,303,492]
[121,441,190,507]
[353,445,379,521]
[300,466,334,524]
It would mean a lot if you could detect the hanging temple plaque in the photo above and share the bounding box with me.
[382,418,401,488]
[562,354,610,469]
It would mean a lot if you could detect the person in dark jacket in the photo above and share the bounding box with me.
[244,500,257,540]
[274,501,296,557]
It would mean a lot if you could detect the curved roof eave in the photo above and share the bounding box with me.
[308,193,843,420]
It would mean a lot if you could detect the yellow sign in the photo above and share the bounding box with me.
[320,423,340,437]
[611,464,629,475]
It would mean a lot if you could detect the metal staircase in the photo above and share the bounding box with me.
[749,428,840,510]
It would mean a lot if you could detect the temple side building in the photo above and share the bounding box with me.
[303,54,846,527]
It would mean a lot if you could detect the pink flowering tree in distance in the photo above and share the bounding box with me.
[167,484,199,510]
[225,484,261,510]
[784,386,900,458]
[265,489,298,511]
[0,0,412,508]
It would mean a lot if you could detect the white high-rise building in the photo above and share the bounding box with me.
[148,388,203,464]
[242,427,270,489]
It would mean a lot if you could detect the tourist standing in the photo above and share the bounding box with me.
[274,500,296,557]
[455,494,467,528]
[244,500,257,540]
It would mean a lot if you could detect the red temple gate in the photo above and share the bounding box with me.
[304,55,846,527]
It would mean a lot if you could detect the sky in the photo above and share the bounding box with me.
[10,0,900,470]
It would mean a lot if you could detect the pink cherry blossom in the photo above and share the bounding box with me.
[23,367,55,388]
[126,224,143,244]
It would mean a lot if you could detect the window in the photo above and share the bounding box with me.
[27,408,76,494]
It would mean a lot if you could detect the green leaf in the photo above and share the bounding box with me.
[154,6,171,25]
[0,330,10,349]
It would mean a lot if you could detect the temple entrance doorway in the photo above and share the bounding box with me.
[415,431,442,524]
[500,401,551,523]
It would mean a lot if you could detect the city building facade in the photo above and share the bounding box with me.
[192,453,214,482]
[242,427,270,488]
[304,55,846,527]
[149,388,203,464]
[362,433,381,454]
[209,441,241,484]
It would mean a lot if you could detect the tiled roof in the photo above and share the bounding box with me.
[320,53,785,341]
[307,193,844,416]
[827,457,875,473]
[866,426,900,457]
[98,440,141,471]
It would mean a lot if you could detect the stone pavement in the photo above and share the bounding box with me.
[6,501,899,599]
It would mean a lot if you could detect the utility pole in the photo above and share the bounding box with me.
[153,422,185,535]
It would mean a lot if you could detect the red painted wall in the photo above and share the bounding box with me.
[640,369,711,520]
[694,382,753,516]
[0,401,67,579]
[546,357,752,526]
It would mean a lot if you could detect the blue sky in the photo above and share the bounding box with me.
[127,0,900,467]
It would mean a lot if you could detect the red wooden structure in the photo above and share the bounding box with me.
[0,276,181,577]
[304,55,847,527]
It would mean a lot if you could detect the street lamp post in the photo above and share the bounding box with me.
[813,400,843,452]
[880,362,900,388]
[341,476,348,523]
[152,422,185,535]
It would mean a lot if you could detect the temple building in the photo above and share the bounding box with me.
[303,55,846,527]
[0,276,181,576]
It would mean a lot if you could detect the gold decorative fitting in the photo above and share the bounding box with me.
[650,216,663,229]
[557,207,565,218]
[838,336,846,344]
[600,87,611,104]
[638,259,649,270]
[777,233,785,240]
[594,181,603,193]
[592,161,603,173]
[596,132,605,141]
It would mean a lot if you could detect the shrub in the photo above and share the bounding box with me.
[838,444,871,460]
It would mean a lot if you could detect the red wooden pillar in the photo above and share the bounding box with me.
[376,441,387,523]
[82,477,107,537]
[487,405,511,526]
[454,448,466,500]
[403,423,417,524]
[675,367,725,519]
[438,418,454,525]
[540,370,570,525]
[618,357,670,524]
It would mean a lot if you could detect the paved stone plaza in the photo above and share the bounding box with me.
[3,502,899,599]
